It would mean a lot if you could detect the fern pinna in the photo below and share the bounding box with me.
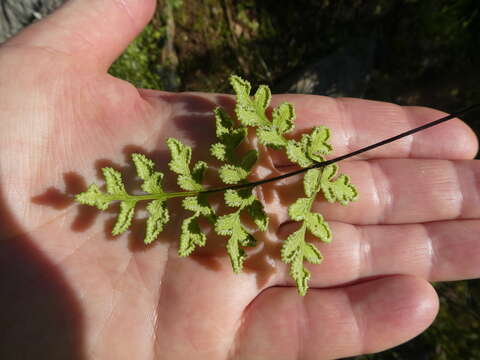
[76,75,358,295]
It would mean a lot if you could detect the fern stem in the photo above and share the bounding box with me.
[163,191,199,199]
[202,103,480,195]
[104,191,199,202]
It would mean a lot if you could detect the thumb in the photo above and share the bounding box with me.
[5,0,157,71]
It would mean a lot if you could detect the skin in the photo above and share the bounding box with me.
[0,0,479,359]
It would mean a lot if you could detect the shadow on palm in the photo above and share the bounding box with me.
[1,179,86,358]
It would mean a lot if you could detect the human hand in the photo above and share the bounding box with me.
[1,1,479,359]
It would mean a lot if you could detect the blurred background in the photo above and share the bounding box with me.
[1,0,479,358]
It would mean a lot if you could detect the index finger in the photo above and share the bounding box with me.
[268,96,478,166]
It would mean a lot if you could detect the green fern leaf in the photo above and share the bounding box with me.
[167,138,192,175]
[246,200,268,231]
[191,161,208,184]
[253,85,271,111]
[257,128,287,148]
[231,75,269,127]
[224,189,255,208]
[182,195,213,217]
[308,126,333,160]
[75,184,111,210]
[131,153,155,180]
[143,173,164,194]
[304,169,321,197]
[288,198,311,221]
[227,230,256,273]
[102,167,127,195]
[281,225,322,295]
[226,236,248,273]
[215,210,257,273]
[167,138,205,191]
[213,107,234,137]
[112,200,136,236]
[210,143,227,161]
[272,102,295,134]
[145,199,169,244]
[302,242,323,264]
[305,213,332,243]
[281,227,304,264]
[131,153,163,194]
[286,139,313,168]
[177,175,203,191]
[179,216,206,256]
[178,193,214,256]
[219,165,249,184]
[212,107,247,163]
[320,164,358,205]
[290,252,311,296]
[214,213,238,236]
[230,75,251,103]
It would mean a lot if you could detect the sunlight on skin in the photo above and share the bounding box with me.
[0,0,479,359]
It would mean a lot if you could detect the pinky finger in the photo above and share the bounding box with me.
[232,276,439,360]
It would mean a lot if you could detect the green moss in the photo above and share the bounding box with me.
[109,24,165,90]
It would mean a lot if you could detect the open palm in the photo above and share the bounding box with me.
[1,1,479,359]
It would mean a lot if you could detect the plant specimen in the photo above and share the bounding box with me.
[75,75,478,295]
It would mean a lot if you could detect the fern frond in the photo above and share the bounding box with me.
[75,74,359,296]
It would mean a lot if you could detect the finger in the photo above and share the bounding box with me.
[267,96,478,166]
[5,0,156,71]
[234,276,438,360]
[275,220,480,289]
[263,159,480,225]
[326,159,480,224]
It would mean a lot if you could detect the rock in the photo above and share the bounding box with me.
[274,38,376,98]
[0,0,66,43]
